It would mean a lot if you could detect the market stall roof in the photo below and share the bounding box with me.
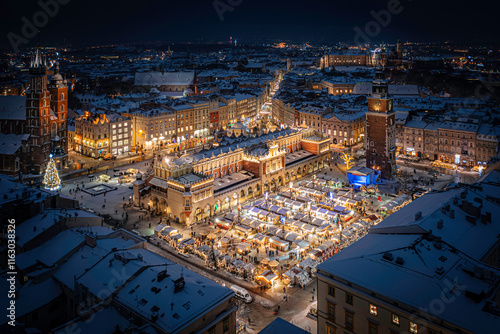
[317,223,330,232]
[240,217,253,226]
[170,233,183,240]
[285,232,299,242]
[220,236,234,244]
[266,226,278,235]
[250,220,263,229]
[236,242,251,250]
[294,239,310,249]
[298,257,317,270]
[224,212,237,222]
[252,233,267,243]
[293,213,306,220]
[235,224,252,233]
[196,245,210,253]
[326,210,337,217]
[241,263,255,272]
[295,196,310,203]
[230,258,244,267]
[277,208,289,215]
[180,238,195,245]
[257,270,277,282]
[303,224,316,232]
[154,224,167,233]
[333,205,346,212]
[293,221,306,229]
[269,205,281,213]
[268,260,279,267]
[269,236,288,245]
[283,266,304,279]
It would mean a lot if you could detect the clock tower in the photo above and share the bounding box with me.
[365,68,396,179]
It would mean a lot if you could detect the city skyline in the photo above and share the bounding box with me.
[1,0,498,51]
[0,2,499,334]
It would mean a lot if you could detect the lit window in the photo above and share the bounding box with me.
[409,322,418,333]
[392,313,400,326]
[369,304,377,316]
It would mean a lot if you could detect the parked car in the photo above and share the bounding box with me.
[230,285,253,303]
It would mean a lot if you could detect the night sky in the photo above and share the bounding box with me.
[0,0,496,50]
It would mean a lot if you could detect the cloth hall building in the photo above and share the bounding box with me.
[139,128,330,225]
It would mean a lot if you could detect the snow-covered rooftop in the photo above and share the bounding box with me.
[134,71,194,87]
[0,95,26,120]
[317,170,500,333]
[115,264,233,333]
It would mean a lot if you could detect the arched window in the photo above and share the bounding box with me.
[61,93,65,100]
[61,105,65,112]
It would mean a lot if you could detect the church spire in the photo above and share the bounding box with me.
[30,43,47,73]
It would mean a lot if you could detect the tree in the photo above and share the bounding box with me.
[341,153,355,170]
[397,168,414,195]
[43,156,61,191]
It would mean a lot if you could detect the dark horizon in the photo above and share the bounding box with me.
[0,0,497,51]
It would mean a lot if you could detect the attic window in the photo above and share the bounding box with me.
[173,313,180,319]
[183,301,191,310]
[138,298,148,306]
[438,256,447,262]
[198,290,205,296]
[151,305,160,313]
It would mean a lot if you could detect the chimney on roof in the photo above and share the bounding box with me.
[174,277,185,293]
[85,233,97,248]
[436,266,445,275]
[437,219,443,230]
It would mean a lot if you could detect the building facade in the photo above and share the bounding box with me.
[143,128,330,225]
[322,53,373,67]
[74,112,131,158]
[124,107,177,150]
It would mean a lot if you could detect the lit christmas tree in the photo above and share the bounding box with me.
[43,154,61,191]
